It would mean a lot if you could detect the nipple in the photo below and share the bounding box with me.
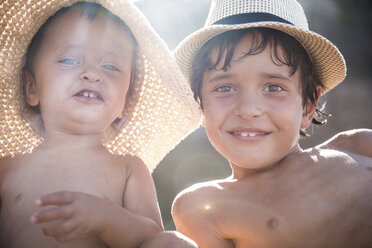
[14,193,23,204]
[266,217,279,230]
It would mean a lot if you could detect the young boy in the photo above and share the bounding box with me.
[0,1,199,247]
[172,0,372,247]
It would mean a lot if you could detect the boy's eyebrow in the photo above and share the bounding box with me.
[206,73,235,83]
[207,72,291,84]
[261,72,291,81]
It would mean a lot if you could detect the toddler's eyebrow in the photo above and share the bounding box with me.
[56,45,128,61]
[102,51,128,60]
[56,44,83,54]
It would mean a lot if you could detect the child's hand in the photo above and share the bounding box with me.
[30,191,112,243]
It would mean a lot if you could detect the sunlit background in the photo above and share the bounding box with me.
[133,0,372,230]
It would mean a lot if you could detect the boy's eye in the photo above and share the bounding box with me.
[215,85,234,92]
[59,58,79,65]
[103,64,120,72]
[264,84,283,92]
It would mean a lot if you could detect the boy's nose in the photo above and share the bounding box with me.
[234,93,263,119]
[80,69,101,83]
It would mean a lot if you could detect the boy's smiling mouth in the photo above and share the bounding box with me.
[229,128,269,139]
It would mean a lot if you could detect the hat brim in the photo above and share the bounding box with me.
[175,22,346,93]
[0,0,200,171]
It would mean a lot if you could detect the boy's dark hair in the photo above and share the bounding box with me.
[191,28,328,136]
[22,2,137,114]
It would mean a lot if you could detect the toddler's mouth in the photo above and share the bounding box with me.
[74,90,103,101]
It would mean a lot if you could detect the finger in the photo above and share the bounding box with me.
[42,219,77,239]
[36,191,77,207]
[30,205,72,224]
[54,232,76,243]
[54,227,83,243]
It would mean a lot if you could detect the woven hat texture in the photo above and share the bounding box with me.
[175,0,346,93]
[0,0,200,172]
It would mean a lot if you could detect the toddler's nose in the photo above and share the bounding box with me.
[80,70,101,83]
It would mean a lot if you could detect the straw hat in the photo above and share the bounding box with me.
[0,0,200,172]
[175,0,346,93]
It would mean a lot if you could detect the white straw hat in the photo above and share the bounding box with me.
[0,0,200,172]
[175,0,346,93]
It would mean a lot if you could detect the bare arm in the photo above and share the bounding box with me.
[140,231,199,248]
[318,128,372,157]
[172,188,234,248]
[98,156,163,247]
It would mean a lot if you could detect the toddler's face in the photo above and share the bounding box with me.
[25,9,134,135]
[200,33,315,176]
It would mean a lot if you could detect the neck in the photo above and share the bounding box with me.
[40,129,104,151]
[231,144,303,180]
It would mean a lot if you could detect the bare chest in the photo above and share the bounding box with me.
[0,153,127,248]
[216,171,372,247]
[2,155,126,204]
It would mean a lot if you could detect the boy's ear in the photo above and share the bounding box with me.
[23,70,40,107]
[201,114,206,127]
[301,86,322,129]
[200,106,206,127]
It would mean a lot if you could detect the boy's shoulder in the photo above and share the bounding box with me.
[172,179,237,247]
[292,129,372,177]
[175,178,231,200]
[316,128,372,159]
[173,178,234,219]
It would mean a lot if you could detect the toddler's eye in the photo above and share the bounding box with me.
[216,85,234,92]
[103,64,120,72]
[265,84,283,92]
[59,58,79,65]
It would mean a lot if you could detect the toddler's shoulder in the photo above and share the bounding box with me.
[0,157,9,182]
[109,153,147,170]
[0,155,25,190]
[120,153,145,166]
[0,155,20,178]
[317,128,372,158]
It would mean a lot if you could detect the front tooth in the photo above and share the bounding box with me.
[83,92,89,97]
[239,132,257,137]
[89,92,95,98]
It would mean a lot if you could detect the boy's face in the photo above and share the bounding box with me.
[200,33,315,177]
[25,9,134,135]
